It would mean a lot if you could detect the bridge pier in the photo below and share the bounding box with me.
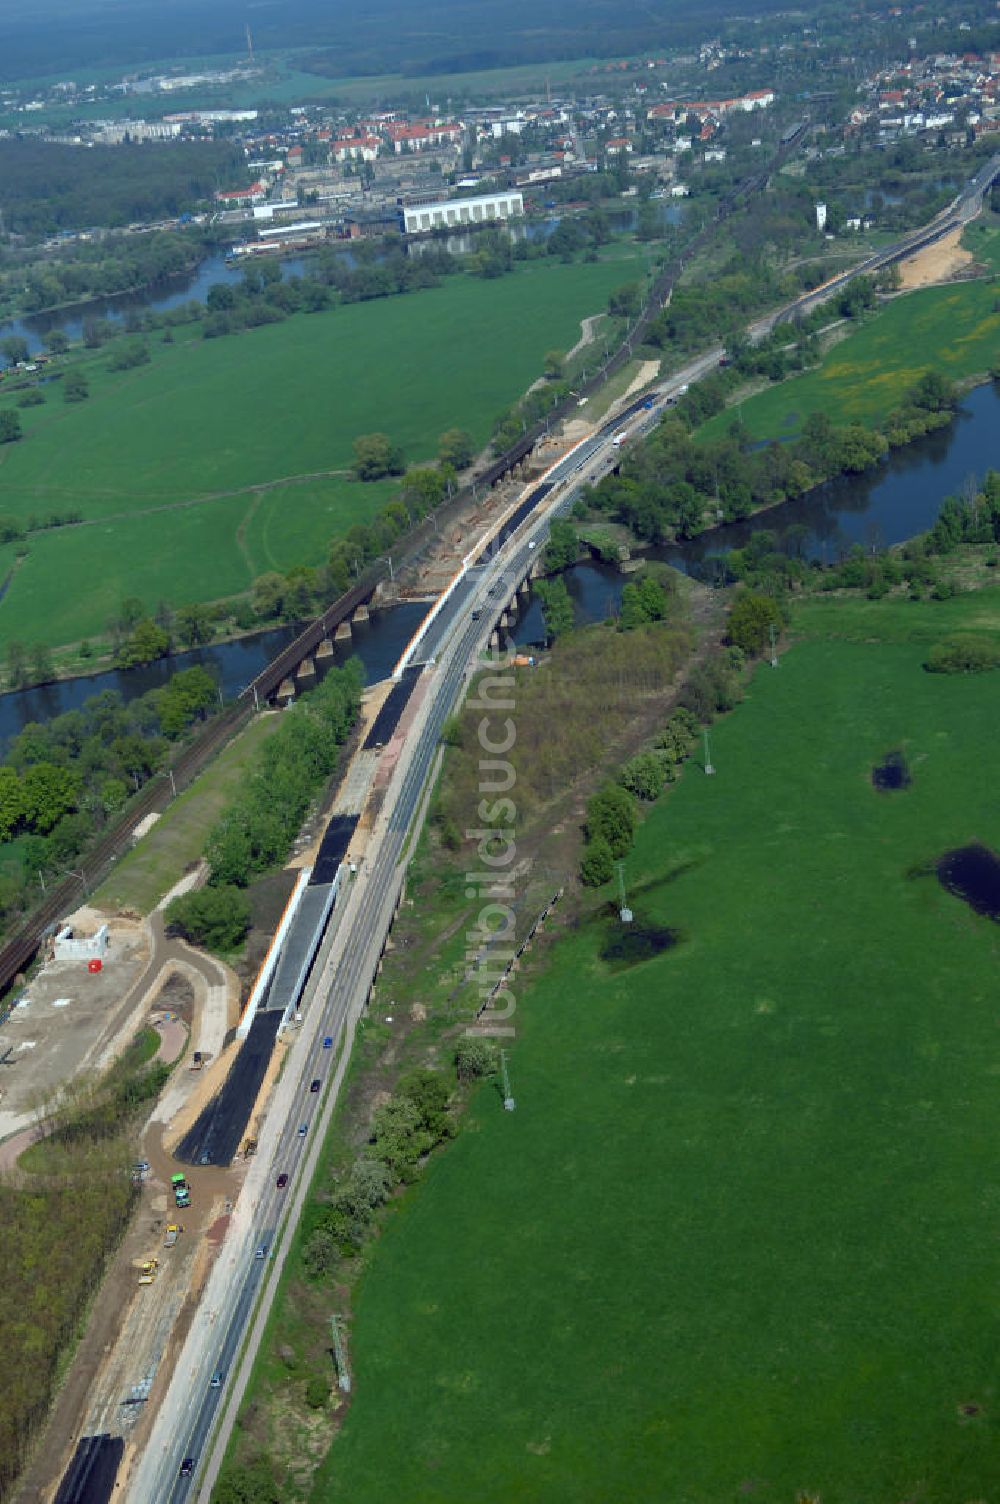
[335,621,352,643]
[276,678,296,704]
[353,604,369,625]
[296,656,316,681]
[490,629,500,651]
[315,638,334,660]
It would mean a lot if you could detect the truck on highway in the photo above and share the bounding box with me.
[171,1173,191,1209]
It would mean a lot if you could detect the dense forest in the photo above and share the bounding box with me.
[0,140,242,235]
[0,0,871,83]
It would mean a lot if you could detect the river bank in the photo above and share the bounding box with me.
[4,376,997,744]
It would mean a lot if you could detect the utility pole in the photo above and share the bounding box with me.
[330,1316,350,1392]
[703,729,715,776]
[500,1048,516,1112]
[616,862,633,924]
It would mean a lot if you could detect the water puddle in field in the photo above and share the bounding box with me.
[601,921,682,969]
[872,749,911,791]
[937,843,1000,921]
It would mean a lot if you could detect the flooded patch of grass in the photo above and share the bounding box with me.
[937,842,1000,921]
[600,917,684,969]
[872,749,911,791]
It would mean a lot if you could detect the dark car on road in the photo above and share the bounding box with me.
[180,1458,195,1476]
[276,1172,288,1189]
[310,1078,321,1092]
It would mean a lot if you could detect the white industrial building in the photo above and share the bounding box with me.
[402,189,524,234]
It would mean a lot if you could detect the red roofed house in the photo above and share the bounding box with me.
[214,181,267,206]
[385,120,463,153]
[333,134,381,162]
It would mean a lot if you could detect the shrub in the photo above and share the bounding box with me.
[305,1375,329,1410]
[619,751,665,802]
[62,369,89,402]
[924,634,1000,674]
[165,885,251,952]
[580,836,614,887]
[586,785,636,859]
[455,1037,498,1080]
[726,591,783,656]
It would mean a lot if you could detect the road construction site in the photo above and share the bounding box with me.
[11,158,1000,1502]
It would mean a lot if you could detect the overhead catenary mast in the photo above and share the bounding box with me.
[616,862,633,925]
[500,1049,516,1112]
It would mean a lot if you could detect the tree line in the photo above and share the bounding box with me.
[0,667,218,927]
[11,228,206,315]
[582,368,959,546]
[579,593,782,885]
[166,660,364,951]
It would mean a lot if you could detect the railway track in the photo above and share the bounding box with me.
[0,702,250,997]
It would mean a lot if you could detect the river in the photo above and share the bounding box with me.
[0,601,431,753]
[0,202,683,360]
[514,381,1000,639]
[1,380,996,747]
[0,255,309,359]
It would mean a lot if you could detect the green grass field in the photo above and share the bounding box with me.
[0,249,647,647]
[92,712,282,914]
[698,227,1000,444]
[311,588,1000,1503]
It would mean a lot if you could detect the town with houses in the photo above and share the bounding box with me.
[3,22,1000,252]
